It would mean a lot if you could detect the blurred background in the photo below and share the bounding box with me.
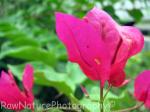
[0,0,150,112]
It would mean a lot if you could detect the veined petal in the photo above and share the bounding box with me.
[109,37,130,87]
[134,70,150,102]
[121,26,144,57]
[84,7,120,59]
[84,7,144,88]
[22,64,34,110]
[55,12,111,86]
[109,63,126,87]
[0,71,26,110]
[84,7,144,64]
[23,64,34,92]
[55,7,144,88]
[0,64,34,111]
[109,26,144,87]
[144,89,150,108]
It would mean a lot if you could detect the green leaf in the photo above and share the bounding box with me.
[103,5,119,21]
[0,46,57,66]
[66,62,87,86]
[0,22,29,40]
[8,62,87,95]
[8,62,73,95]
[108,91,136,110]
[103,5,115,14]
[128,9,143,22]
[0,22,16,32]
[9,38,40,47]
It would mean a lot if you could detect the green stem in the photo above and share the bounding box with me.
[100,82,104,112]
[104,84,112,100]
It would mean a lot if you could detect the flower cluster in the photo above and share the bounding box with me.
[55,7,144,87]
[56,7,150,109]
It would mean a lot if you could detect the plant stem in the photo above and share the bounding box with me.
[100,82,104,112]
[112,103,144,112]
[104,84,112,100]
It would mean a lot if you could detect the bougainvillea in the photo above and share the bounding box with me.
[55,7,144,87]
[134,70,150,108]
[0,64,34,111]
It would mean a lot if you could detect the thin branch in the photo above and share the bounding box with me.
[112,103,144,112]
[100,82,104,112]
[103,84,112,100]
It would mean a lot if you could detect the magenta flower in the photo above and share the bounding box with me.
[55,7,144,87]
[134,70,150,108]
[0,64,34,111]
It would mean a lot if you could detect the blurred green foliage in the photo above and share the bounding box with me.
[0,0,150,112]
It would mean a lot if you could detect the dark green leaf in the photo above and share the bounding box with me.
[128,9,143,22]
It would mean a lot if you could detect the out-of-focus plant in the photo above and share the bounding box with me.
[0,0,149,112]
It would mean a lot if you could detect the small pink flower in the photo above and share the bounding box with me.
[55,7,144,87]
[0,64,34,111]
[134,70,150,108]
